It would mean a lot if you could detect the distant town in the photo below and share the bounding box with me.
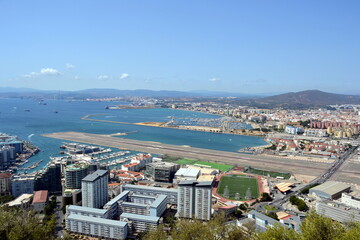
[1,91,360,240]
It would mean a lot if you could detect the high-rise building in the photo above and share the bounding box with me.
[34,163,62,194]
[0,146,16,170]
[194,181,213,220]
[0,133,23,153]
[65,163,89,189]
[177,180,213,220]
[177,181,196,219]
[82,170,108,208]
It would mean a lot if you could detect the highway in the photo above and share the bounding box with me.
[272,145,358,206]
[43,131,332,177]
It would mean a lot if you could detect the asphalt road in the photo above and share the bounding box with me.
[43,131,331,177]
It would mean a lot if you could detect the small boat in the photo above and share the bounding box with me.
[24,109,30,112]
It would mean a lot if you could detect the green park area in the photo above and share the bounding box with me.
[217,175,260,201]
[174,158,233,172]
[244,167,291,179]
[175,158,196,165]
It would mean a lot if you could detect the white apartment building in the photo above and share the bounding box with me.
[120,213,159,233]
[341,193,360,210]
[66,205,109,219]
[82,170,108,208]
[177,181,196,218]
[103,190,130,219]
[316,202,360,223]
[178,180,213,220]
[11,175,35,197]
[66,214,128,240]
[194,181,212,220]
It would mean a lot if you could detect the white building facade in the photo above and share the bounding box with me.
[82,170,108,208]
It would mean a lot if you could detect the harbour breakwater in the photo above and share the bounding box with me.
[82,114,267,138]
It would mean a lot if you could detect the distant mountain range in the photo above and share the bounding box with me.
[243,90,360,108]
[0,88,260,98]
[0,88,359,108]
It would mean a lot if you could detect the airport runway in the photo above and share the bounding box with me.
[43,131,331,177]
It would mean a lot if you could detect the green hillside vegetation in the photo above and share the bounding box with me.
[143,211,360,240]
[0,206,56,240]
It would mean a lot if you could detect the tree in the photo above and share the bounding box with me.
[143,213,250,240]
[260,193,272,202]
[0,195,15,204]
[239,203,248,211]
[0,206,57,240]
[300,210,345,240]
[255,223,299,240]
[289,196,308,212]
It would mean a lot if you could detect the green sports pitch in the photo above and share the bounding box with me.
[174,159,233,172]
[217,175,260,201]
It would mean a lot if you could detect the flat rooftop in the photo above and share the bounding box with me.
[124,184,178,193]
[82,169,108,182]
[67,205,108,215]
[120,212,159,223]
[104,190,130,206]
[7,194,33,207]
[150,195,167,208]
[311,181,351,195]
[175,168,200,178]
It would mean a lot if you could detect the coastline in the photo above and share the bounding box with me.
[82,113,268,138]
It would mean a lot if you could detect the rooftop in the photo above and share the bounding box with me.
[120,212,160,223]
[123,184,178,193]
[32,190,48,204]
[311,181,351,195]
[197,175,215,182]
[104,191,130,206]
[7,194,33,207]
[82,169,108,182]
[150,195,167,208]
[147,161,179,169]
[0,173,11,178]
[175,168,200,178]
[248,210,278,226]
[67,205,108,215]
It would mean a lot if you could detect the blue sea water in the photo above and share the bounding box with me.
[0,98,266,172]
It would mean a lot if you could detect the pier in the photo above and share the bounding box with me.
[42,131,336,178]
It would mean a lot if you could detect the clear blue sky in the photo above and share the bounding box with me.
[0,0,359,94]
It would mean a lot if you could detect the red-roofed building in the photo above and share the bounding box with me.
[122,162,140,171]
[32,190,48,212]
[0,172,12,196]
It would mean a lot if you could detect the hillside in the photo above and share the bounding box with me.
[246,90,360,108]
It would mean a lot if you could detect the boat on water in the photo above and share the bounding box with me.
[24,109,30,112]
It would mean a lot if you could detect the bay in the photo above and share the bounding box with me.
[0,98,267,172]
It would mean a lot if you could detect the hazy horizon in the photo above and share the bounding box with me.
[1,1,359,94]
